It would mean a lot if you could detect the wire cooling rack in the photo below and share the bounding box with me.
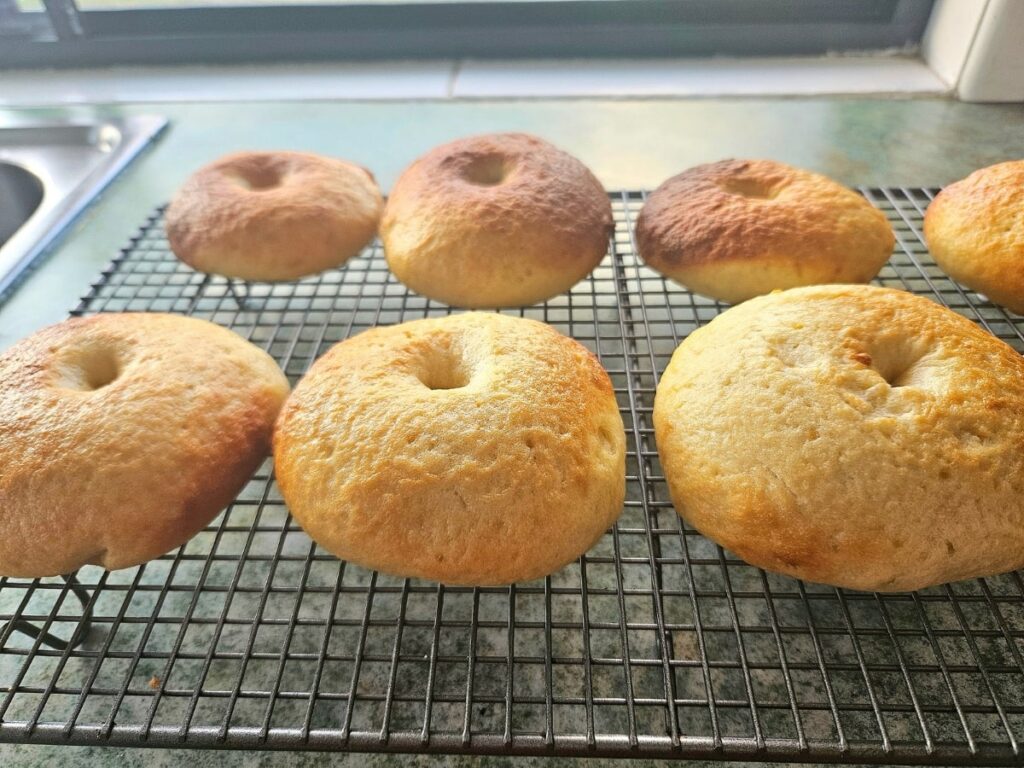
[3,188,1024,764]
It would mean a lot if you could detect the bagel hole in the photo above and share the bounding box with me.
[59,346,121,391]
[954,423,992,447]
[861,338,930,389]
[462,155,509,186]
[416,343,473,391]
[233,166,282,191]
[719,176,780,200]
[597,425,618,454]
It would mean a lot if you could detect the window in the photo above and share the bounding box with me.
[0,0,935,68]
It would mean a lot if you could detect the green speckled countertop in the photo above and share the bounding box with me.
[3,97,1024,351]
[0,747,881,767]
[1,97,1023,768]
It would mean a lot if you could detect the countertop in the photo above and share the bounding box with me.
[3,97,1024,351]
[1,97,1024,768]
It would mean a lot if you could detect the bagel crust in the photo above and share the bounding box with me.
[0,314,290,578]
[924,160,1024,314]
[381,133,614,307]
[274,312,626,585]
[637,159,895,303]
[654,284,1024,592]
[166,150,383,281]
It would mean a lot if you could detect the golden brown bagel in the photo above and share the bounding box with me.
[924,160,1024,314]
[654,284,1024,592]
[166,150,383,281]
[636,159,895,303]
[380,133,613,307]
[274,312,625,585]
[0,313,289,578]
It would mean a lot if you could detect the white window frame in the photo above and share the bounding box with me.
[923,0,1024,102]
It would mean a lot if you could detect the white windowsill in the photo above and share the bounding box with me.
[453,56,948,98]
[0,55,949,107]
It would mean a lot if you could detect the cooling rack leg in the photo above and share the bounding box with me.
[226,278,259,311]
[1,572,93,651]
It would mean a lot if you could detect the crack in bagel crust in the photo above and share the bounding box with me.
[653,284,1024,592]
[273,312,626,586]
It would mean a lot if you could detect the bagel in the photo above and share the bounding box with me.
[924,160,1024,314]
[654,284,1024,592]
[273,312,625,585]
[166,150,383,281]
[636,159,895,303]
[380,133,613,307]
[0,313,289,578]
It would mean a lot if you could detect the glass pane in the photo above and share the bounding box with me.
[75,0,570,7]
[17,0,933,66]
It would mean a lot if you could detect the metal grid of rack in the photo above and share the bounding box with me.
[2,188,1024,764]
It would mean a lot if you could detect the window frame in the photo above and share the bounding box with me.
[2,0,935,68]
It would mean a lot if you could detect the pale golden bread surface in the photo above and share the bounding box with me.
[274,312,626,585]
[636,159,895,303]
[0,313,290,578]
[653,284,1024,592]
[166,150,383,281]
[924,160,1024,314]
[380,133,614,307]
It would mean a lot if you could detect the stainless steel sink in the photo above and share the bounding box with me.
[0,115,168,300]
[0,163,44,247]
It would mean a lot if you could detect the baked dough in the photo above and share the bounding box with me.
[166,150,383,281]
[924,160,1024,314]
[654,284,1024,592]
[0,313,289,577]
[381,133,613,307]
[273,312,625,584]
[636,159,895,303]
